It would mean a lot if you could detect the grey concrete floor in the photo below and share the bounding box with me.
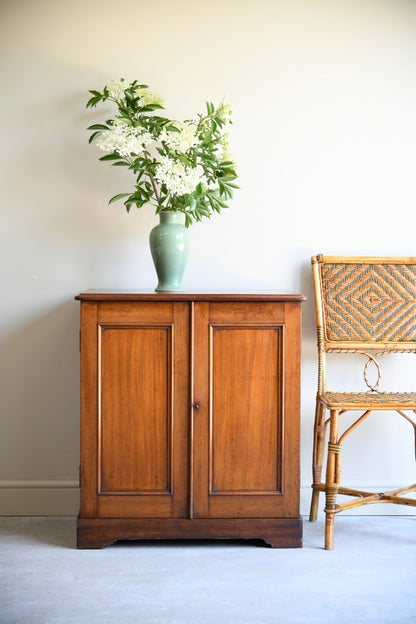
[0,516,415,624]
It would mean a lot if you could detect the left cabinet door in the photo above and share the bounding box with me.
[79,301,190,519]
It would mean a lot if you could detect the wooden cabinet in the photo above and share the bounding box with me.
[76,291,305,548]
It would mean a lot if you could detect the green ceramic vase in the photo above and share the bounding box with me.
[149,211,190,292]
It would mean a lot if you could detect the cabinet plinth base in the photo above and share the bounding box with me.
[77,517,303,549]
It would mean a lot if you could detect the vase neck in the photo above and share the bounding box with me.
[159,210,185,225]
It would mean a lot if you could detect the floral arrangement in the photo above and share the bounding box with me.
[86,79,238,227]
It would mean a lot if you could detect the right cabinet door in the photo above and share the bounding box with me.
[192,301,301,519]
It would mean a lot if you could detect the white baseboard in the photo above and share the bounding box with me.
[0,480,79,516]
[0,481,414,516]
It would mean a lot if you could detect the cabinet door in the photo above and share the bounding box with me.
[192,302,301,519]
[80,301,189,519]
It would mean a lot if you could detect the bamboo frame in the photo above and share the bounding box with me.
[310,255,416,550]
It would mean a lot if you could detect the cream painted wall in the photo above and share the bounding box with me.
[1,0,415,515]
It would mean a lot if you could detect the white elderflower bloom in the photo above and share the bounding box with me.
[155,157,200,196]
[135,88,165,108]
[106,79,130,100]
[218,126,233,161]
[139,132,154,145]
[216,96,232,123]
[111,119,132,132]
[96,120,154,158]
[159,122,198,153]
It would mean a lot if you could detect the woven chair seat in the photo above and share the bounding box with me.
[320,391,416,410]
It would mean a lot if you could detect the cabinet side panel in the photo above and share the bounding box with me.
[281,302,302,516]
[99,326,171,493]
[211,326,282,493]
[79,302,99,518]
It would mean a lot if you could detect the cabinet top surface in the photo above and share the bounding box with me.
[75,289,306,302]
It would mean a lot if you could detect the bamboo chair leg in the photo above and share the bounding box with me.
[310,400,326,522]
[324,409,340,550]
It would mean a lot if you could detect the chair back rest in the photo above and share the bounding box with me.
[312,255,416,352]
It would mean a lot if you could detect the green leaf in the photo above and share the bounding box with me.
[185,214,192,227]
[86,96,101,108]
[212,193,229,208]
[87,124,109,131]
[117,115,134,125]
[218,160,235,167]
[117,106,131,117]
[88,131,102,144]
[166,124,180,133]
[109,193,131,204]
[198,205,211,216]
[140,104,165,112]
[189,197,197,210]
[222,176,239,185]
[99,153,122,161]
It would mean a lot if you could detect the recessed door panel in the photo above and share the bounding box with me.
[211,326,281,494]
[100,326,171,493]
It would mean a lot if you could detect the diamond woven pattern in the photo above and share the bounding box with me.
[321,263,416,342]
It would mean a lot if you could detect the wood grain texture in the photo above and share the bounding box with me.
[76,290,306,303]
[99,325,171,493]
[192,302,301,519]
[77,517,303,549]
[79,302,99,518]
[79,301,189,520]
[210,325,281,493]
[77,293,304,547]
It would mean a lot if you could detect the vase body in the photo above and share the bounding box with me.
[149,211,190,292]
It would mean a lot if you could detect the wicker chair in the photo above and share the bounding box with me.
[309,255,416,549]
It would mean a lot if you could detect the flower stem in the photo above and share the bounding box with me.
[142,144,160,203]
